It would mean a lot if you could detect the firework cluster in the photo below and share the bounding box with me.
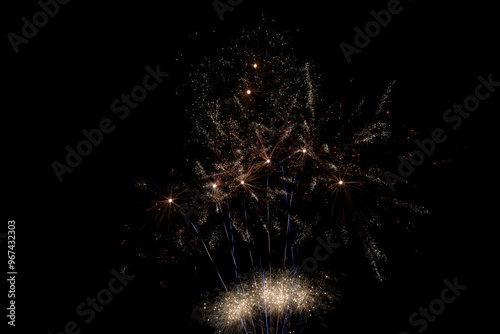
[195,267,337,334]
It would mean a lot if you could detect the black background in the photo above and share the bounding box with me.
[4,0,498,333]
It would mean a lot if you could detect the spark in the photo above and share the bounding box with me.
[143,185,187,230]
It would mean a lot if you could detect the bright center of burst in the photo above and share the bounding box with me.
[253,63,257,68]
[168,198,173,203]
[338,180,343,185]
[266,159,270,164]
[212,184,217,189]
[246,89,251,95]
[241,180,245,185]
[302,149,306,153]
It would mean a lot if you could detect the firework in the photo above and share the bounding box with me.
[131,21,429,334]
[194,267,338,334]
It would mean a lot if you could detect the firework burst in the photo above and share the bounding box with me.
[195,267,338,334]
[131,21,429,334]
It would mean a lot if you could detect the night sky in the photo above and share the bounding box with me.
[5,0,498,333]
